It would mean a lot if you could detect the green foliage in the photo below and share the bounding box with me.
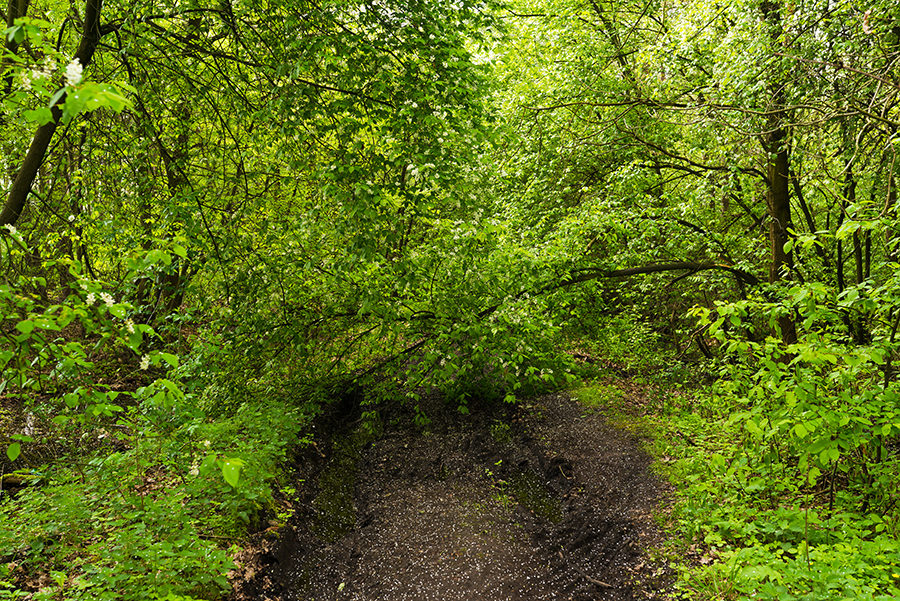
[575,374,900,601]
[3,0,900,598]
[2,17,132,127]
[0,392,308,600]
[0,232,311,598]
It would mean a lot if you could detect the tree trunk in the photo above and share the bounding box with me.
[0,0,103,227]
[760,0,797,345]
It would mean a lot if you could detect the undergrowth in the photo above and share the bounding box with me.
[573,365,900,601]
[0,383,311,601]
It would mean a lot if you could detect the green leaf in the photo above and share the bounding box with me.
[47,87,66,107]
[24,107,54,125]
[6,442,20,462]
[220,458,244,488]
[835,220,860,241]
[145,249,172,265]
[15,320,34,335]
[808,466,821,485]
[127,331,142,351]
[8,25,25,44]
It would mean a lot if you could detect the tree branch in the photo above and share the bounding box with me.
[0,0,104,227]
[562,262,760,287]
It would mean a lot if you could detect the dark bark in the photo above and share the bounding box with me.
[791,169,831,271]
[586,0,639,91]
[837,240,845,293]
[563,261,760,288]
[761,0,797,345]
[837,116,872,344]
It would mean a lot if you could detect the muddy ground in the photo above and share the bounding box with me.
[232,392,673,601]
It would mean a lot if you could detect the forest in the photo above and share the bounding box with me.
[1,0,899,599]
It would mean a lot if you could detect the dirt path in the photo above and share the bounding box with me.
[233,392,672,601]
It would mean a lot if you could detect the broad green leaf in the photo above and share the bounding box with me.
[220,458,245,488]
[24,107,54,125]
[6,442,20,462]
[835,220,860,241]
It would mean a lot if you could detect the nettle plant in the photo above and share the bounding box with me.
[0,228,268,600]
[692,279,900,504]
[679,275,900,599]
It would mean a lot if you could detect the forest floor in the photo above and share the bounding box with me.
[231,390,674,601]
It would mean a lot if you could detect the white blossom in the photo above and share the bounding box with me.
[64,58,83,87]
[100,292,114,306]
[85,292,96,306]
[140,355,150,370]
[22,62,52,91]
[125,319,135,334]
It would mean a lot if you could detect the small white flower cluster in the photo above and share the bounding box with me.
[140,355,150,370]
[1,224,23,245]
[85,292,96,306]
[64,58,83,87]
[124,319,135,334]
[20,58,54,91]
[100,292,114,306]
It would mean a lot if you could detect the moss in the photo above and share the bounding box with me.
[508,468,562,523]
[309,427,375,543]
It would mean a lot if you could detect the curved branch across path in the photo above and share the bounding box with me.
[560,261,761,288]
[345,259,760,390]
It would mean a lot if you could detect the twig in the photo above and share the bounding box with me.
[576,566,613,588]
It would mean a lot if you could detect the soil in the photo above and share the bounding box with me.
[232,392,673,601]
